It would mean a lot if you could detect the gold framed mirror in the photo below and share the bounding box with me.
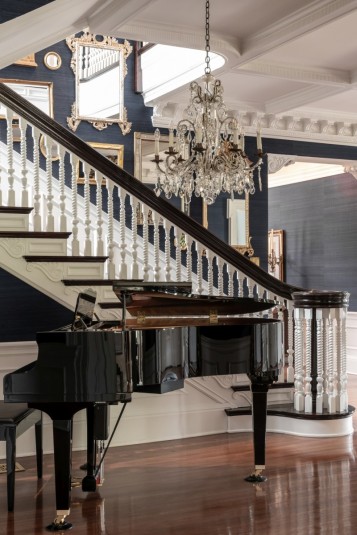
[227,195,253,256]
[44,51,62,70]
[66,32,132,134]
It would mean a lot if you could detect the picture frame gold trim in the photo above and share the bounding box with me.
[268,229,284,280]
[0,79,54,118]
[77,142,124,185]
[14,54,37,68]
[44,51,62,71]
[227,194,253,257]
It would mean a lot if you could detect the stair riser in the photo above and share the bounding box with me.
[0,214,29,231]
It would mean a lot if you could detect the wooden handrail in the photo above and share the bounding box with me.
[0,81,302,299]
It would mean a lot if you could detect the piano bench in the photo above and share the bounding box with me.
[0,401,42,512]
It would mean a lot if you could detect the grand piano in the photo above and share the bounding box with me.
[3,282,282,531]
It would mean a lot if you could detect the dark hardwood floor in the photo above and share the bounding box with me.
[2,376,357,534]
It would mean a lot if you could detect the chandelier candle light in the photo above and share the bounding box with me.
[153,0,264,206]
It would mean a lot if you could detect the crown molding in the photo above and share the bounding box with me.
[152,104,357,146]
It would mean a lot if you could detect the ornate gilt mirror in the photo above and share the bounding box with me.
[66,32,132,134]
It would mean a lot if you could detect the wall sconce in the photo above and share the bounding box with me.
[268,229,284,280]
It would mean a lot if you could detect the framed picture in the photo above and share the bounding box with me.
[227,194,254,257]
[134,131,170,183]
[14,54,37,68]
[268,229,284,280]
[0,79,53,118]
[77,142,124,184]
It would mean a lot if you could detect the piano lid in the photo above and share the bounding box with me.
[112,282,277,319]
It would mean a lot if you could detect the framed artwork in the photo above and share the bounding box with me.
[77,142,124,185]
[268,229,284,280]
[14,54,37,68]
[0,79,53,118]
[134,131,170,183]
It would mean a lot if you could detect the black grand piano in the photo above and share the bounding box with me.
[3,282,282,531]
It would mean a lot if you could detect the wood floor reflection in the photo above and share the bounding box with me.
[2,376,357,535]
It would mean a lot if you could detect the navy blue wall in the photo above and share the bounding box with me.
[0,1,54,24]
[269,171,357,311]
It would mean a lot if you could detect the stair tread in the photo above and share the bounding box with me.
[0,207,33,214]
[24,255,108,262]
[62,279,119,286]
[0,231,71,238]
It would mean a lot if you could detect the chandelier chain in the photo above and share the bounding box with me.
[205,0,211,75]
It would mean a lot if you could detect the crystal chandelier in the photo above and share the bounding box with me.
[153,0,264,206]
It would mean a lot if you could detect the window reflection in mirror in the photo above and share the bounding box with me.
[66,33,132,134]
[227,196,254,256]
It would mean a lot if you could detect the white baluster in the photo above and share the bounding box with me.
[106,179,115,279]
[186,237,193,285]
[5,108,15,206]
[142,205,150,281]
[286,302,295,383]
[304,311,313,413]
[32,127,41,231]
[58,146,67,232]
[164,220,172,282]
[340,308,348,412]
[152,211,161,282]
[315,310,324,413]
[246,276,255,298]
[227,265,234,296]
[19,117,28,207]
[118,187,127,279]
[82,162,92,256]
[44,135,54,232]
[217,258,224,295]
[322,313,330,410]
[130,197,140,279]
[70,153,80,255]
[237,273,245,297]
[196,243,204,295]
[175,227,182,282]
[95,171,104,254]
[327,315,336,413]
[206,250,213,295]
[294,310,305,412]
[335,308,348,412]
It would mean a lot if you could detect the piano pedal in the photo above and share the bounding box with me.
[244,468,267,483]
[81,474,97,492]
[71,477,82,488]
[46,514,72,532]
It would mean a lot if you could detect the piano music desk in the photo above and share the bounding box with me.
[0,401,42,511]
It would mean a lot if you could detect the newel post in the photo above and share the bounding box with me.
[292,290,349,414]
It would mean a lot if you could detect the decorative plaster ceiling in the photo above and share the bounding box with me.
[3,0,357,148]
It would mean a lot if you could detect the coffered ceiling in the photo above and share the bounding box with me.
[3,0,357,147]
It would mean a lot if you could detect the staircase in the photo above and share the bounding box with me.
[0,81,353,445]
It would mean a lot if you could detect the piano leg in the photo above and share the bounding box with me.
[47,419,73,531]
[245,379,270,483]
[82,405,97,492]
[29,402,90,531]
